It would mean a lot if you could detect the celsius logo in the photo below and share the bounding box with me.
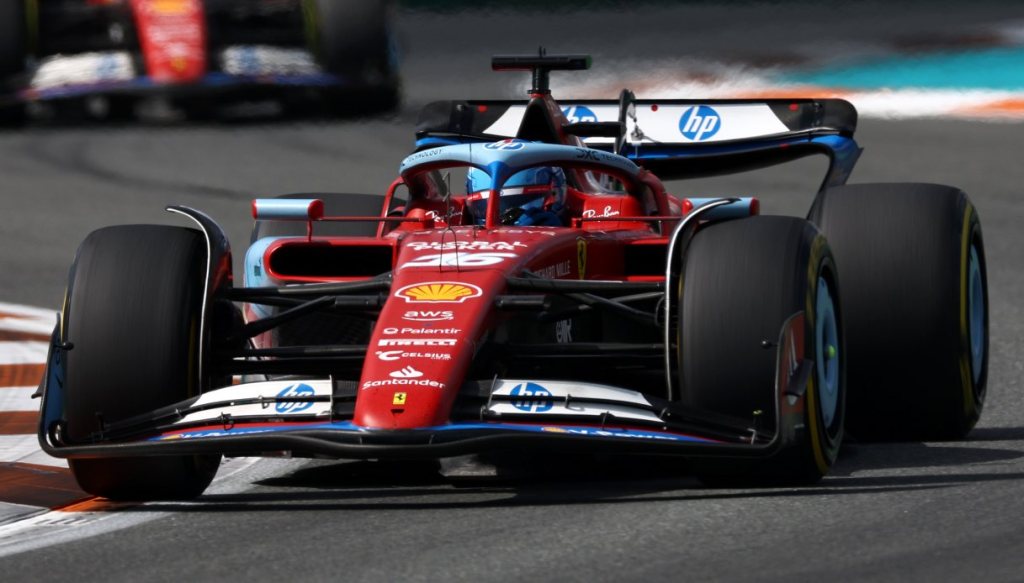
[679,105,720,141]
[275,383,316,414]
[390,366,424,379]
[562,105,598,123]
[484,139,525,151]
[510,382,554,413]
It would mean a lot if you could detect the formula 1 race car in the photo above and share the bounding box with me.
[0,0,398,124]
[36,53,988,500]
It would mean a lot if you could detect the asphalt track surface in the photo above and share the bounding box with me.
[2,3,1024,581]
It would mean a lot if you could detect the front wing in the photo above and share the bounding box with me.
[5,46,359,105]
[37,364,812,463]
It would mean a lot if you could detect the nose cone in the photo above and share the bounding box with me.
[353,270,506,429]
[133,0,207,83]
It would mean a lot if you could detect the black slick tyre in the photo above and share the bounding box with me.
[0,0,28,127]
[303,0,399,114]
[679,216,845,485]
[63,225,220,500]
[809,183,987,441]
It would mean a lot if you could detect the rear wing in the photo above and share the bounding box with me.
[416,97,861,189]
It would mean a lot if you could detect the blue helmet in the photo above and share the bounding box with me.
[466,166,567,226]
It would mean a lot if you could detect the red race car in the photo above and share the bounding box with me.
[36,54,988,499]
[0,0,398,124]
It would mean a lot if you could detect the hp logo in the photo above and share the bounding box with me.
[509,382,554,413]
[562,105,598,123]
[275,383,315,413]
[484,139,526,151]
[678,105,721,141]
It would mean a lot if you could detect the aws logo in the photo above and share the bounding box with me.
[403,310,454,322]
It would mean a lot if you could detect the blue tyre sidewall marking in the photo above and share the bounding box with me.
[815,276,840,428]
[968,244,985,384]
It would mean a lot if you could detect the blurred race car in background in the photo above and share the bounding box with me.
[0,0,399,124]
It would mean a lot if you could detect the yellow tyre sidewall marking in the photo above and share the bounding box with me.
[957,203,978,418]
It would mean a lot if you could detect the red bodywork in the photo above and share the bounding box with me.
[251,91,747,432]
[130,0,207,83]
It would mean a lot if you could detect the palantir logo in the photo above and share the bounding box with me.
[562,105,598,123]
[275,383,316,414]
[678,105,721,141]
[510,382,554,413]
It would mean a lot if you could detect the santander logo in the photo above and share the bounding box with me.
[389,366,424,379]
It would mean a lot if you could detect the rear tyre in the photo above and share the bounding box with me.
[303,0,400,114]
[809,183,987,441]
[0,0,28,127]
[679,216,844,486]
[0,104,25,127]
[63,226,220,500]
[104,95,138,122]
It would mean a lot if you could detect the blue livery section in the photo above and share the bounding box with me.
[399,141,641,191]
[689,197,757,220]
[154,420,719,444]
[252,198,322,220]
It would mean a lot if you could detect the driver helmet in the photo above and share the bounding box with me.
[466,166,567,226]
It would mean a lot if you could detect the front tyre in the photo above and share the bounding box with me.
[679,216,845,485]
[63,226,220,500]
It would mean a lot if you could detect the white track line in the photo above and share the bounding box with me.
[0,303,67,529]
[0,436,66,469]
[0,387,38,412]
[0,456,277,559]
[0,302,55,319]
[0,342,49,366]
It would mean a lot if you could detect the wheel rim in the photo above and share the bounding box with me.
[968,244,986,385]
[815,276,840,428]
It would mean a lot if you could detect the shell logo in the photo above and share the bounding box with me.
[148,0,191,14]
[395,282,483,303]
